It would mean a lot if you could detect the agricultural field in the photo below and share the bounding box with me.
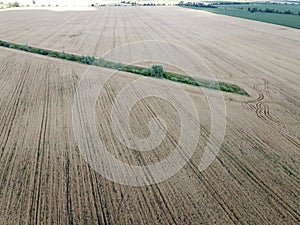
[182,3,300,29]
[0,6,299,225]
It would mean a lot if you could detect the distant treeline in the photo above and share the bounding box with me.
[248,7,300,15]
[0,1,19,8]
[179,2,300,16]
[178,2,217,8]
[214,2,248,5]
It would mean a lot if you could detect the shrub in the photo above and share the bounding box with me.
[48,51,59,58]
[81,55,95,65]
[113,62,123,70]
[95,57,106,66]
[59,51,66,59]
[170,77,179,82]
[39,49,49,55]
[141,69,151,76]
[66,54,78,61]
[19,44,31,52]
[284,10,292,15]
[150,65,164,78]
[8,2,19,7]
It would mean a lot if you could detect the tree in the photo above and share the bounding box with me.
[150,65,164,78]
[8,2,19,7]
[250,7,258,13]
[283,10,292,15]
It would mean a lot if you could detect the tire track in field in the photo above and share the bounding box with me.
[0,55,44,225]
[144,10,299,148]
[139,9,253,78]
[37,14,81,48]
[145,78,300,223]
[96,82,188,224]
[183,126,299,224]
[0,57,31,160]
[227,114,299,182]
[241,80,300,149]
[125,153,179,225]
[220,117,300,220]
[0,55,27,134]
[99,76,240,224]
[28,66,50,225]
[241,81,265,111]
[111,7,118,50]
[73,10,102,55]
[242,80,279,123]
[0,12,34,31]
[222,145,300,222]
[65,151,74,225]
[117,84,238,224]
[0,53,18,106]
[265,85,300,124]
[279,133,300,150]
[255,102,279,123]
[135,8,252,88]
[93,8,112,56]
[93,174,111,225]
[115,62,246,224]
[72,73,112,225]
[158,11,299,80]
[87,167,105,225]
[119,8,130,48]
[0,17,39,41]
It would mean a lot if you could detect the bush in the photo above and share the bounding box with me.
[66,54,78,61]
[59,51,66,59]
[81,55,95,65]
[141,69,151,76]
[19,44,31,52]
[48,51,59,58]
[284,10,292,15]
[8,2,19,7]
[250,7,258,13]
[113,62,123,70]
[170,77,179,82]
[95,57,106,66]
[39,49,49,55]
[150,65,164,78]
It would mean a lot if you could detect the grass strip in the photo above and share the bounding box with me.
[0,39,249,96]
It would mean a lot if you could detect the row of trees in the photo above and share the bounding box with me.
[0,1,36,8]
[178,2,217,8]
[4,2,19,8]
[0,39,166,79]
[248,7,300,15]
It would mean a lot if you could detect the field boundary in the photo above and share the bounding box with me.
[0,39,249,96]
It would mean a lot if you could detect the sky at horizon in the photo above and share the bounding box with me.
[1,0,296,7]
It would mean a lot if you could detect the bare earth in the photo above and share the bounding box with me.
[0,6,299,225]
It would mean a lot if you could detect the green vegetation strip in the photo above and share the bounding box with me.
[180,3,300,30]
[0,40,249,96]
